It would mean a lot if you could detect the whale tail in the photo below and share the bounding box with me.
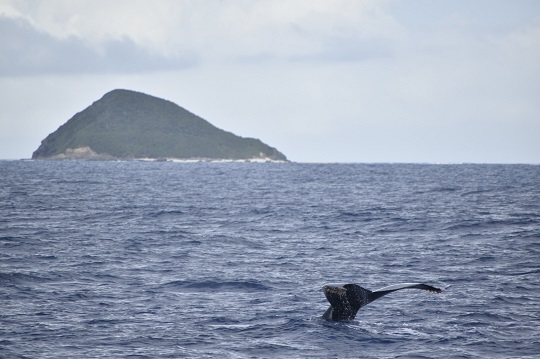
[322,282,442,321]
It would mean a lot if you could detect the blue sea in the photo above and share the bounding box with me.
[1,161,539,358]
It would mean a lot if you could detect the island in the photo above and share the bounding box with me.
[32,89,288,162]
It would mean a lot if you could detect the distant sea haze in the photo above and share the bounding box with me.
[1,161,539,358]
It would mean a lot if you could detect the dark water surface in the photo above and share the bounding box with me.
[1,161,539,358]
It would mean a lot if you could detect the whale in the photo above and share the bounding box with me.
[322,282,442,321]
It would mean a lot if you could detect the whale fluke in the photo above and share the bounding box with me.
[322,282,442,321]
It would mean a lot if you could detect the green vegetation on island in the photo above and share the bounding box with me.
[32,89,288,161]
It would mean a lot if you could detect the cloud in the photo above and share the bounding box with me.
[1,0,402,75]
[0,15,196,76]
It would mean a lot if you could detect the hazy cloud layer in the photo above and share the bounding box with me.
[1,0,402,74]
[0,15,195,75]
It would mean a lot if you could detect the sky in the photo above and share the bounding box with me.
[1,0,539,163]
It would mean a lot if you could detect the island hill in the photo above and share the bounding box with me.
[32,89,288,162]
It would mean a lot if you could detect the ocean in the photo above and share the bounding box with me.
[1,160,539,358]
